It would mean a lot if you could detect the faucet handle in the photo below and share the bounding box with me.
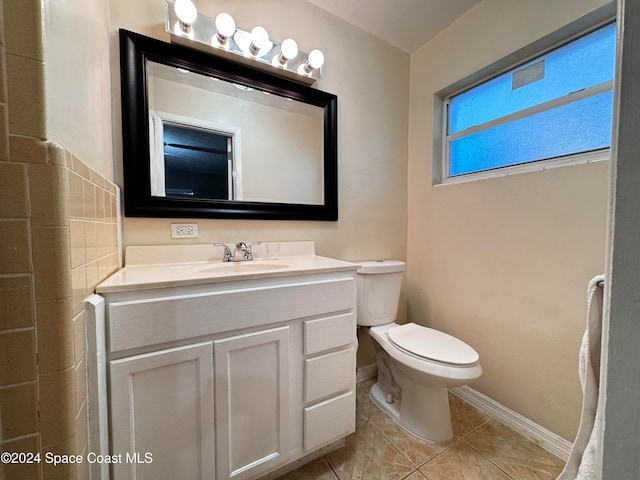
[213,243,233,262]
[241,242,261,261]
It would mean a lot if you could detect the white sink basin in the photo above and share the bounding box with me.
[194,261,291,274]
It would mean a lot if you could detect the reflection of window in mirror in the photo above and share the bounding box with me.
[149,110,243,200]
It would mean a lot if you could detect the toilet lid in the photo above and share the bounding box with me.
[387,323,479,366]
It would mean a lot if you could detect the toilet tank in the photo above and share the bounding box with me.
[356,260,405,326]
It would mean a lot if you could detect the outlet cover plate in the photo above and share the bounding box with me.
[171,223,199,239]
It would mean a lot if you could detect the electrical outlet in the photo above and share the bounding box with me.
[171,223,199,239]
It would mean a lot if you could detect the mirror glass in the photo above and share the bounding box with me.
[119,29,338,220]
[147,61,325,204]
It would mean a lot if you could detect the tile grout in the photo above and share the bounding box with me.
[368,385,562,479]
[275,380,565,480]
[368,397,494,470]
[323,452,340,480]
[461,438,519,480]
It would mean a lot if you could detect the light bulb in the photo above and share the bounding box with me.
[249,26,269,55]
[174,0,197,25]
[308,49,325,69]
[273,38,298,67]
[280,39,298,60]
[299,49,325,75]
[215,12,236,39]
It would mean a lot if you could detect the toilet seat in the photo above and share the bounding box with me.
[387,323,479,366]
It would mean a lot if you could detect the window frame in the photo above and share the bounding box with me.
[433,7,616,185]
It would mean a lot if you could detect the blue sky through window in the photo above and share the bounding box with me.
[449,91,613,176]
[447,22,616,177]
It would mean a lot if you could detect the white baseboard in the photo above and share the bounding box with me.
[450,385,572,461]
[356,363,377,383]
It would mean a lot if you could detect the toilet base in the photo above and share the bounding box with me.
[369,381,453,443]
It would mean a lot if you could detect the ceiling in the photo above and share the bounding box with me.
[306,0,481,53]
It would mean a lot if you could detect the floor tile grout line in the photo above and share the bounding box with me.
[369,407,487,474]
[365,407,443,471]
[354,409,444,478]
[365,397,466,473]
[353,382,564,480]
[398,467,424,480]
[366,399,497,471]
[322,453,341,480]
[452,401,545,479]
[413,437,468,470]
[462,438,519,480]
[366,415,425,465]
[454,417,492,442]
[462,419,566,478]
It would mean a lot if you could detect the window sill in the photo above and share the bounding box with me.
[435,149,610,187]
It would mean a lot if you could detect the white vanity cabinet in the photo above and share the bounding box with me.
[93,258,357,480]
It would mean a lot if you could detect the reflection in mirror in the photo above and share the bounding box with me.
[163,125,230,198]
[150,111,236,199]
[146,60,324,205]
[119,29,338,220]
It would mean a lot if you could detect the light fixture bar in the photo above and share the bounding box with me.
[165,1,322,86]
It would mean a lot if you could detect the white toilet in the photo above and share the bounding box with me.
[357,260,482,442]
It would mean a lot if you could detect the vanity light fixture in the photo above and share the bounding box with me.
[165,1,324,85]
[173,0,197,39]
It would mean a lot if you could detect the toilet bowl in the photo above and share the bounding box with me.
[357,261,482,442]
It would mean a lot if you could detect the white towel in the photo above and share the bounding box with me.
[557,274,605,480]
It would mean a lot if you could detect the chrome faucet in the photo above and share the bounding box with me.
[232,242,260,261]
[213,243,233,262]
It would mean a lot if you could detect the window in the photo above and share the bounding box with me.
[441,22,616,181]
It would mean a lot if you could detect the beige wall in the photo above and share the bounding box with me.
[110,0,409,270]
[43,0,113,179]
[408,0,612,440]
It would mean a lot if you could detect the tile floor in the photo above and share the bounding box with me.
[274,379,565,480]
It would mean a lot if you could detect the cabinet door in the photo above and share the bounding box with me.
[110,342,215,480]
[214,326,289,480]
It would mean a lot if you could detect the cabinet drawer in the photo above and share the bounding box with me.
[303,314,356,356]
[304,347,355,404]
[107,276,354,352]
[303,390,355,452]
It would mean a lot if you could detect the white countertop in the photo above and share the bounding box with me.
[96,242,359,293]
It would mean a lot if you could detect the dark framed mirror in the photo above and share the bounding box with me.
[119,29,338,220]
